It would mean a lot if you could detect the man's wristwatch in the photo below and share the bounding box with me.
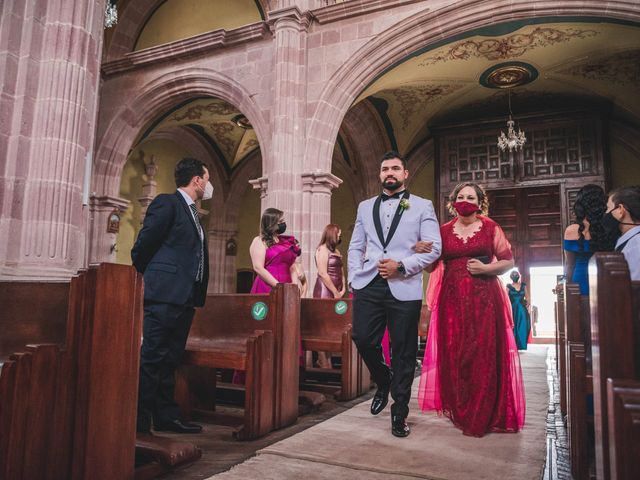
[396,261,406,275]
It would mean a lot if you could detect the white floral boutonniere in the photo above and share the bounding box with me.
[399,198,410,212]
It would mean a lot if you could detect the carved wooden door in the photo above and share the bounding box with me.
[487,186,562,278]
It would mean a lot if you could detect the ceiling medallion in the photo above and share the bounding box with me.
[479,62,538,89]
[232,114,253,129]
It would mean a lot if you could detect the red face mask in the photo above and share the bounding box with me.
[453,201,480,217]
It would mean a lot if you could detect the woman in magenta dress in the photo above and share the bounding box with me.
[249,208,301,293]
[417,182,525,437]
[313,224,346,368]
[234,208,301,383]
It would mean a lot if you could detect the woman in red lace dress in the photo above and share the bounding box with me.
[417,183,525,437]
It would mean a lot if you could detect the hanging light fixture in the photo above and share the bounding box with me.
[104,0,118,29]
[497,89,526,152]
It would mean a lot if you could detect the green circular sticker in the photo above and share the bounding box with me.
[335,300,348,315]
[251,302,268,321]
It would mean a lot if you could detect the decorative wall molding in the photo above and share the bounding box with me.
[311,0,426,25]
[102,22,272,77]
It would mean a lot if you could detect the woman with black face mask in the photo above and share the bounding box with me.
[249,208,301,293]
[507,270,531,351]
[563,184,617,295]
[605,185,640,280]
[233,208,303,384]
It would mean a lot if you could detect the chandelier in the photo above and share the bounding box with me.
[104,1,118,29]
[497,89,526,152]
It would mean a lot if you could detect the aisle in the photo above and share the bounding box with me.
[209,345,549,480]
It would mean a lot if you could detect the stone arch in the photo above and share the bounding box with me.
[304,0,640,174]
[105,0,272,61]
[93,68,270,198]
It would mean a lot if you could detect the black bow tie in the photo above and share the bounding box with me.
[381,191,404,201]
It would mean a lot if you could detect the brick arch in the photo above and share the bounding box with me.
[105,0,272,61]
[93,68,269,198]
[304,0,640,175]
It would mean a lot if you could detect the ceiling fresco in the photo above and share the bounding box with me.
[146,98,260,170]
[354,21,640,155]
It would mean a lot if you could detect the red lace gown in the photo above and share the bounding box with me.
[418,216,526,437]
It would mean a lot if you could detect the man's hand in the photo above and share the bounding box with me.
[415,241,433,253]
[378,258,401,279]
[466,258,487,276]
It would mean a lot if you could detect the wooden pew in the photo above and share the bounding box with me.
[178,283,299,439]
[589,253,639,480]
[0,282,69,362]
[555,285,568,418]
[0,264,200,479]
[300,298,370,401]
[564,282,592,480]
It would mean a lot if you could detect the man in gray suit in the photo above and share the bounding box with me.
[348,151,441,437]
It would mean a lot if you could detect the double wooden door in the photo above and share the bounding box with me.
[487,185,562,278]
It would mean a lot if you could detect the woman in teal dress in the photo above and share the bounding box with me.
[507,270,530,350]
[563,185,617,295]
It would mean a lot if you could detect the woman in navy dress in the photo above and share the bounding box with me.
[563,185,617,295]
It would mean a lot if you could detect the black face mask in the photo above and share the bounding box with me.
[602,211,620,235]
[276,222,287,235]
[337,237,342,245]
[510,274,520,283]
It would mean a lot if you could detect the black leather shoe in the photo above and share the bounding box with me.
[154,419,203,433]
[391,416,410,437]
[370,386,390,415]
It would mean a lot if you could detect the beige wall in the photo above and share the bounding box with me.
[235,187,262,271]
[610,140,640,189]
[135,0,262,50]
[116,139,210,264]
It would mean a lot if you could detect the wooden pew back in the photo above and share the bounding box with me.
[193,284,300,429]
[300,298,351,339]
[0,264,144,480]
[0,282,69,360]
[589,253,637,480]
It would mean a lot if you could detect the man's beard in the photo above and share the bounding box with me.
[382,177,403,191]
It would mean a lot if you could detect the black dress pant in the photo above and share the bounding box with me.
[137,298,195,430]
[352,275,421,419]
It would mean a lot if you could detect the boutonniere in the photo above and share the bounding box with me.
[399,198,410,211]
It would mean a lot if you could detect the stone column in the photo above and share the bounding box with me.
[262,7,310,238]
[0,0,106,280]
[300,171,342,294]
[88,195,130,265]
[137,156,158,224]
[249,175,269,211]
[207,229,237,294]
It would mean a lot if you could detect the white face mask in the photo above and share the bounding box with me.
[202,181,214,201]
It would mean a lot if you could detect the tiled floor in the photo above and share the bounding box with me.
[543,351,573,480]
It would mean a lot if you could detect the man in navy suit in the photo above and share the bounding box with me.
[132,157,212,433]
[349,151,441,437]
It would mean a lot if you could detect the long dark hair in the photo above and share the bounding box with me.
[573,184,616,251]
[318,224,340,252]
[260,208,283,247]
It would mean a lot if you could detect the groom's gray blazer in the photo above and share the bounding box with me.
[348,193,442,301]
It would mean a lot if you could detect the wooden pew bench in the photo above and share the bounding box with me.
[177,283,299,440]
[300,298,370,401]
[589,253,640,480]
[0,265,200,480]
[563,282,593,480]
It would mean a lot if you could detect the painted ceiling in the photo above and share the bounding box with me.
[354,21,640,155]
[134,0,263,51]
[148,98,260,169]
